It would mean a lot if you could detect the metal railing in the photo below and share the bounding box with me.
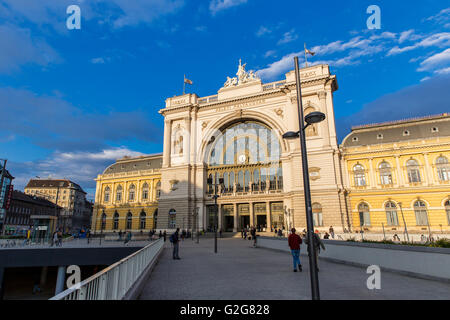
[50,238,164,300]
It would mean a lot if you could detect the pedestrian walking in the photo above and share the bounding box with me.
[304,232,325,271]
[57,231,63,246]
[288,228,302,272]
[159,230,162,239]
[51,231,58,247]
[250,227,257,247]
[170,228,181,260]
[329,226,335,239]
[277,228,283,238]
[163,230,167,242]
[124,231,132,244]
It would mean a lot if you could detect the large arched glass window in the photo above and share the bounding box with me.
[126,212,133,229]
[260,168,267,191]
[445,200,450,226]
[312,203,323,227]
[277,167,283,190]
[113,211,119,230]
[269,167,277,190]
[379,161,392,185]
[385,201,399,226]
[353,164,366,186]
[407,159,421,183]
[237,171,244,192]
[128,184,136,201]
[104,186,111,203]
[142,183,149,200]
[414,200,428,226]
[223,172,230,192]
[244,170,250,192]
[252,169,260,191]
[116,185,123,202]
[358,203,370,226]
[229,172,235,192]
[140,211,146,229]
[436,156,450,181]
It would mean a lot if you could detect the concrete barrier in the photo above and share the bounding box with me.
[257,236,450,281]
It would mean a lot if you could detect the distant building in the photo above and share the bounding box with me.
[341,113,450,233]
[92,154,162,234]
[3,190,60,239]
[24,179,92,233]
[0,162,14,234]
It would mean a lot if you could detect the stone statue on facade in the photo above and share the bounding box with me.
[223,59,260,88]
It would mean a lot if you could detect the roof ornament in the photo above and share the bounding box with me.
[223,59,260,88]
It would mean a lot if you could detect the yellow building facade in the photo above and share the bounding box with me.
[91,154,162,234]
[341,114,450,233]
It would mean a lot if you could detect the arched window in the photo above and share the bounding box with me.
[126,212,133,229]
[128,184,136,201]
[142,183,149,200]
[379,162,392,185]
[385,201,399,226]
[445,200,450,226]
[156,181,161,198]
[104,187,111,203]
[407,159,421,183]
[116,185,123,202]
[436,156,450,181]
[358,203,370,226]
[312,203,323,227]
[414,200,428,226]
[168,209,176,228]
[113,211,119,230]
[140,211,146,229]
[353,164,366,186]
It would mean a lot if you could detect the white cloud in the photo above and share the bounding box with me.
[425,8,450,25]
[434,67,450,75]
[399,29,414,43]
[387,32,450,56]
[256,26,272,37]
[209,0,247,15]
[91,57,106,64]
[418,48,450,71]
[277,29,298,45]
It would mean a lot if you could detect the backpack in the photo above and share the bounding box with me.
[169,233,175,243]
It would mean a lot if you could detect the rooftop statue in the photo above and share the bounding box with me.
[223,59,260,87]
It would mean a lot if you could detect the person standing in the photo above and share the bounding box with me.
[305,232,325,271]
[159,230,162,239]
[163,230,167,242]
[250,227,257,247]
[329,226,335,239]
[288,228,302,272]
[171,228,181,260]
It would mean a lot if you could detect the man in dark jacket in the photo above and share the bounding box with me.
[304,232,325,271]
[250,227,257,247]
[288,228,302,272]
[171,228,180,260]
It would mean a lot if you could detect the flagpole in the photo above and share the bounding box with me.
[304,43,308,68]
[183,74,186,95]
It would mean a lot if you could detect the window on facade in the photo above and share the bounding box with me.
[116,185,123,202]
[168,209,176,228]
[353,164,366,186]
[140,211,146,229]
[156,181,161,198]
[407,159,421,183]
[126,212,133,229]
[128,184,136,201]
[269,167,277,190]
[104,187,110,202]
[445,200,450,226]
[379,161,393,185]
[385,201,399,226]
[414,201,428,226]
[312,203,323,227]
[436,156,450,181]
[244,170,251,192]
[252,169,260,191]
[237,171,244,192]
[358,203,371,226]
[142,183,149,200]
[113,212,119,230]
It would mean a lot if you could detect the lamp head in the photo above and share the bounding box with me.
[305,111,326,125]
[282,131,300,140]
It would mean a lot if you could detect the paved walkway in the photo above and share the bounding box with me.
[139,238,450,300]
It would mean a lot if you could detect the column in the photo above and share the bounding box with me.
[423,153,433,185]
[163,119,172,167]
[318,91,331,147]
[55,266,66,295]
[233,203,238,232]
[368,158,376,188]
[266,202,272,231]
[184,116,191,164]
[395,156,403,186]
[218,204,223,231]
[249,203,254,227]
[190,110,197,163]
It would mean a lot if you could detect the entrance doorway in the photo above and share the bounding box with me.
[224,216,234,232]
[256,215,267,231]
[240,216,250,229]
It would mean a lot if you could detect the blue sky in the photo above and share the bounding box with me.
[0,0,449,198]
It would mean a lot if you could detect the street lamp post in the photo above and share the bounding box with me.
[207,177,224,253]
[282,56,326,300]
[398,202,409,242]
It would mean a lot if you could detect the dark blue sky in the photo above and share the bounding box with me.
[0,0,449,198]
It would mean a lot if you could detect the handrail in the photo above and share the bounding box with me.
[50,238,164,300]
